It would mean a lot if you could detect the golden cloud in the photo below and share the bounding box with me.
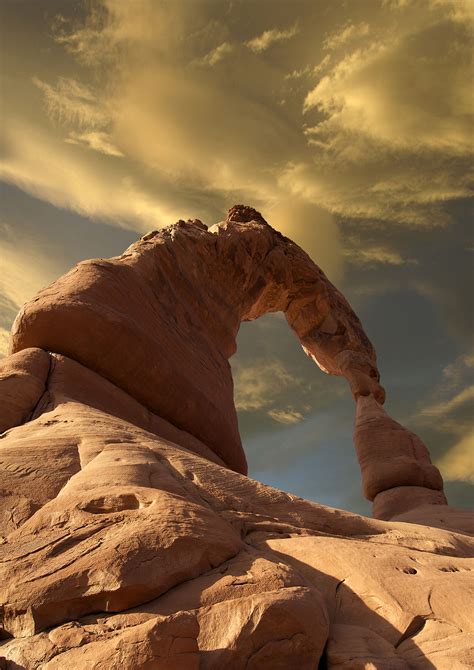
[415,354,474,449]
[193,42,234,67]
[436,430,474,483]
[246,23,299,53]
[267,408,304,425]
[322,21,370,51]
[342,239,417,267]
[265,199,343,283]
[298,2,474,224]
[32,77,108,129]
[233,361,301,412]
[65,131,124,157]
[2,0,472,250]
[0,122,179,230]
[0,224,65,344]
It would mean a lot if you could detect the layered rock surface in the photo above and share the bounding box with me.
[0,206,472,668]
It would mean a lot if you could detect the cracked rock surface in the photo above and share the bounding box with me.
[0,206,472,668]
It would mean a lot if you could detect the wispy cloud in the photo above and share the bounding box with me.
[52,7,119,66]
[303,33,473,156]
[32,77,108,129]
[421,386,474,419]
[65,131,124,157]
[3,0,472,235]
[267,408,304,424]
[436,429,474,483]
[297,6,474,225]
[442,353,474,388]
[0,224,62,312]
[0,122,178,230]
[233,358,312,426]
[323,21,370,51]
[193,42,234,67]
[417,353,474,428]
[285,56,331,81]
[234,361,300,412]
[246,23,299,53]
[342,245,417,267]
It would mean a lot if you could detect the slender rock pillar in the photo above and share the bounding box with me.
[353,393,447,520]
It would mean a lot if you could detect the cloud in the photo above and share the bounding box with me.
[278,148,472,226]
[412,352,474,486]
[108,61,305,208]
[0,221,67,357]
[193,42,234,67]
[423,0,474,22]
[303,29,473,155]
[3,0,473,246]
[284,56,331,81]
[323,21,370,51]
[436,429,474,483]
[32,76,124,158]
[51,1,148,66]
[267,408,304,424]
[0,121,180,230]
[264,199,343,282]
[0,224,62,310]
[52,1,229,66]
[233,361,300,412]
[441,353,474,388]
[342,242,417,267]
[52,8,112,65]
[246,23,299,53]
[65,131,124,157]
[296,4,474,225]
[421,386,474,419]
[32,77,108,129]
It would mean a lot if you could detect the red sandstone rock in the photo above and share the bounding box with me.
[0,348,50,433]
[354,393,444,502]
[0,206,472,668]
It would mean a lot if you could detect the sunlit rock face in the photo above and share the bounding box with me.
[1,206,472,669]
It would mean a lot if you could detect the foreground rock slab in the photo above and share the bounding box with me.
[0,206,472,668]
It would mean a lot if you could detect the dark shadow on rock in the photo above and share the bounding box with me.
[265,546,437,669]
[0,659,23,670]
[0,538,444,668]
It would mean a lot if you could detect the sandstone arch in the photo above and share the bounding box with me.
[0,206,472,668]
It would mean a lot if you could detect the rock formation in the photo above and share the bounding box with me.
[0,205,472,668]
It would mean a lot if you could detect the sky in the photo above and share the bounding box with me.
[0,0,473,514]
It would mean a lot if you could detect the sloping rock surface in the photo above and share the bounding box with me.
[0,206,472,669]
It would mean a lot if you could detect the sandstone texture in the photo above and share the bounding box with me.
[0,205,472,668]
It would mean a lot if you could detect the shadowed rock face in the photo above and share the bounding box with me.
[0,206,472,669]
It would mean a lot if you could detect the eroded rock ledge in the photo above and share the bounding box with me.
[0,206,472,669]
